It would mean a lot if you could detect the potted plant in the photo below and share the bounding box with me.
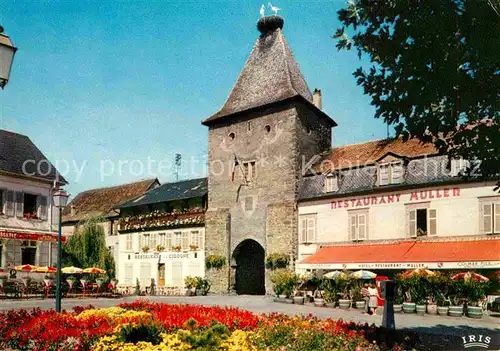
[265,253,289,270]
[426,296,438,315]
[313,289,325,307]
[393,294,404,313]
[270,269,294,302]
[436,295,450,316]
[293,275,305,305]
[283,274,296,304]
[195,277,211,296]
[205,254,227,270]
[184,276,198,296]
[337,277,352,309]
[141,246,150,253]
[465,280,488,319]
[352,286,365,309]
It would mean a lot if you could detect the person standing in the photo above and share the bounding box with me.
[362,283,370,315]
[368,282,379,315]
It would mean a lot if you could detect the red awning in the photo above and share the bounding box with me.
[298,239,500,270]
[0,229,66,243]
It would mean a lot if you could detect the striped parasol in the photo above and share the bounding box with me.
[82,267,106,274]
[402,268,436,278]
[15,264,38,272]
[324,271,347,279]
[62,266,83,274]
[350,270,377,280]
[34,266,57,273]
[451,272,489,282]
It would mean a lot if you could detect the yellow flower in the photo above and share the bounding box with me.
[220,330,257,351]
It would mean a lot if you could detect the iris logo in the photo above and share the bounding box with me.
[462,335,491,349]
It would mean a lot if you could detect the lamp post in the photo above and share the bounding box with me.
[53,189,69,313]
[0,25,17,89]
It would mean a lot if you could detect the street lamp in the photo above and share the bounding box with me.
[53,189,69,313]
[0,25,17,89]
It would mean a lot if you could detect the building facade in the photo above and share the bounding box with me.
[202,16,336,294]
[115,178,207,290]
[296,139,500,273]
[62,178,159,276]
[0,129,66,270]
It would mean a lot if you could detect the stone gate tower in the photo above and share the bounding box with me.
[202,15,336,294]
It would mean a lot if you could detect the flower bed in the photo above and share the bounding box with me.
[0,301,415,350]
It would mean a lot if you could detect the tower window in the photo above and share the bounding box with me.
[247,121,251,131]
[228,132,235,141]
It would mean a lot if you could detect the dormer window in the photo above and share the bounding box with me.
[324,174,338,193]
[451,158,470,177]
[378,161,403,185]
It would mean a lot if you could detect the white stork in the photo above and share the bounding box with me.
[268,2,281,15]
[260,4,265,17]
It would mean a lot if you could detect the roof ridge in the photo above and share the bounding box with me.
[77,178,157,194]
[160,177,207,185]
[277,29,296,97]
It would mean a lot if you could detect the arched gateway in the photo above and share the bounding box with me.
[232,239,265,295]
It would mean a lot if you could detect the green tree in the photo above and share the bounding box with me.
[62,216,115,280]
[335,0,499,182]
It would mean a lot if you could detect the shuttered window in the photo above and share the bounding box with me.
[171,262,183,287]
[379,165,390,185]
[299,214,316,243]
[181,231,189,250]
[15,191,24,217]
[348,210,369,241]
[139,263,151,287]
[39,196,48,220]
[480,201,500,234]
[165,232,173,249]
[5,190,14,216]
[324,175,338,193]
[126,234,133,250]
[408,207,437,237]
[124,263,133,285]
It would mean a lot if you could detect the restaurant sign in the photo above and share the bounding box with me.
[298,261,500,270]
[134,252,190,260]
[330,187,461,209]
[0,230,65,243]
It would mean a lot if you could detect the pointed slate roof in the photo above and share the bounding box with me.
[0,129,67,184]
[203,16,330,125]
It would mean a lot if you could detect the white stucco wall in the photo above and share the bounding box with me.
[0,173,60,268]
[117,227,206,288]
[297,181,499,261]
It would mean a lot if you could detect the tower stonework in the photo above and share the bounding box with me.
[202,16,336,294]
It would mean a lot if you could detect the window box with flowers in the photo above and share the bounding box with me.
[118,209,205,233]
[141,246,150,253]
[189,244,199,251]
[172,245,182,252]
[266,253,289,270]
[156,245,165,252]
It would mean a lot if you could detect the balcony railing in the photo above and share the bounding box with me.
[118,208,205,233]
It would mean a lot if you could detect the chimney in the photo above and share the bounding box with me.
[313,89,322,110]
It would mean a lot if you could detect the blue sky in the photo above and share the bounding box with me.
[1,0,387,196]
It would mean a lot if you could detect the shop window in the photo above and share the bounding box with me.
[139,262,151,287]
[480,201,500,234]
[348,210,369,241]
[408,207,437,237]
[299,214,316,244]
[21,241,37,265]
[378,162,404,185]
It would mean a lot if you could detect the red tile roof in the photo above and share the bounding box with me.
[315,137,438,173]
[301,239,500,265]
[62,178,159,223]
